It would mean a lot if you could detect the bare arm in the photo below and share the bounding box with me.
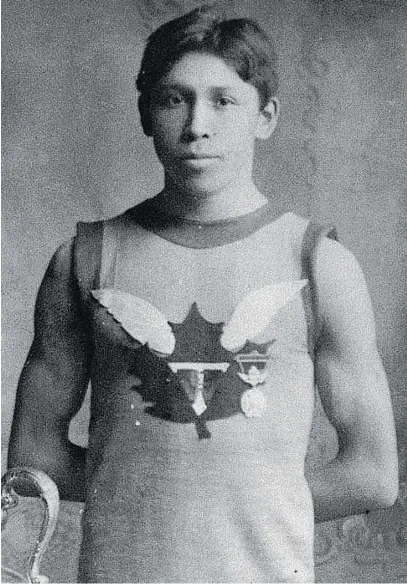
[306,239,399,522]
[7,239,90,502]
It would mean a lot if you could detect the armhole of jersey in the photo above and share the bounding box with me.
[301,222,338,357]
[73,221,104,314]
[99,218,125,288]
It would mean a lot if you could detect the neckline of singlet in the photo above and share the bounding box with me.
[124,197,290,249]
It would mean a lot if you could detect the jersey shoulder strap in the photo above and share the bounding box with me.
[73,212,130,311]
[301,221,338,356]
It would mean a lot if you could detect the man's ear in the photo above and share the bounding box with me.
[138,94,153,137]
[256,98,280,140]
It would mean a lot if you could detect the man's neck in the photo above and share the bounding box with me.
[157,180,269,223]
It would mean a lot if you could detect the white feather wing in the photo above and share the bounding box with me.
[91,289,175,355]
[221,279,308,352]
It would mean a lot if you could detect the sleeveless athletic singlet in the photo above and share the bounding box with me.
[75,199,336,583]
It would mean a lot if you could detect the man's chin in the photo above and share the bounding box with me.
[169,166,245,194]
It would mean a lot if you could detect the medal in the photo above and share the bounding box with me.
[240,387,268,417]
[168,362,230,415]
[235,351,269,418]
[168,362,230,439]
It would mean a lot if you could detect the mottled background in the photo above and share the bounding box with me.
[2,0,407,581]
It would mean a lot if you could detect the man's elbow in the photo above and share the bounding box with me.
[367,458,399,509]
[7,424,60,475]
[7,432,42,471]
[374,469,399,508]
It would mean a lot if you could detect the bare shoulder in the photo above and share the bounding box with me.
[34,236,84,346]
[43,237,75,282]
[313,237,377,351]
[37,238,76,298]
[314,237,367,287]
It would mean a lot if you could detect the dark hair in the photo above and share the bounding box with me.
[136,5,278,134]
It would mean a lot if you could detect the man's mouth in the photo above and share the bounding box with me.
[178,153,221,170]
[181,154,220,160]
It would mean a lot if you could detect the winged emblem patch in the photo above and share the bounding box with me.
[91,279,307,354]
[91,280,308,436]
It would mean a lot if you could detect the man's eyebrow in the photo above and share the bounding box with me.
[156,82,239,92]
[155,82,185,91]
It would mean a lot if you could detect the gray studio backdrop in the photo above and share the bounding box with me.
[2,0,407,581]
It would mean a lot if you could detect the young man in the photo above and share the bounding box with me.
[8,6,398,583]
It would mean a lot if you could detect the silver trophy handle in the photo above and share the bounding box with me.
[2,467,60,583]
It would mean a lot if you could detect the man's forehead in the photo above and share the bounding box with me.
[161,53,245,84]
[155,55,256,95]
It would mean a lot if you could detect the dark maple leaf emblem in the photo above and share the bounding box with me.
[128,303,273,438]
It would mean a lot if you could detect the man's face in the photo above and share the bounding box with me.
[148,52,273,194]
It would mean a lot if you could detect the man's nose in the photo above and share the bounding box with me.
[184,100,213,139]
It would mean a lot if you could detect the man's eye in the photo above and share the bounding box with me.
[162,94,185,107]
[215,96,236,108]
